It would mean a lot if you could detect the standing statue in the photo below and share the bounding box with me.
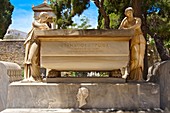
[24,12,50,82]
[119,7,146,81]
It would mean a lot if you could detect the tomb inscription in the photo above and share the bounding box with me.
[42,41,129,56]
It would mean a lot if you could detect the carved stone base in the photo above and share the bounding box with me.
[7,82,160,110]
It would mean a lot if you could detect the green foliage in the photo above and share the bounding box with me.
[165,39,170,48]
[97,0,130,29]
[104,0,130,15]
[70,16,92,29]
[100,13,120,29]
[50,0,90,29]
[97,10,102,29]
[0,0,14,39]
[62,71,109,77]
[78,17,91,29]
[149,37,155,46]
[147,0,170,53]
[147,14,170,38]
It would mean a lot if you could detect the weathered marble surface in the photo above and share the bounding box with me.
[46,78,126,83]
[0,62,9,111]
[33,29,133,71]
[0,108,165,113]
[147,60,170,110]
[0,61,22,112]
[0,61,22,83]
[33,29,134,37]
[7,82,160,110]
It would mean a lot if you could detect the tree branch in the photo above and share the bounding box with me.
[147,29,170,61]
[93,0,110,29]
[94,0,100,8]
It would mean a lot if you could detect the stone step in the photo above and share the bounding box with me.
[7,82,160,110]
[0,108,165,113]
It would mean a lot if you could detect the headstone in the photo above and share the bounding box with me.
[0,62,9,111]
[0,61,22,111]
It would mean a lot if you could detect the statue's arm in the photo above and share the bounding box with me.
[32,21,49,30]
[118,17,127,29]
[129,18,142,29]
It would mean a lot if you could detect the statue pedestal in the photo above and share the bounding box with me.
[6,82,160,110]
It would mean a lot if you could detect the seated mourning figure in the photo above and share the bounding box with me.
[24,12,50,82]
[119,7,146,81]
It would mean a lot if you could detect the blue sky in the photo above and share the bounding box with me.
[9,0,98,33]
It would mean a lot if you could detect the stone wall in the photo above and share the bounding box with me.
[0,39,25,67]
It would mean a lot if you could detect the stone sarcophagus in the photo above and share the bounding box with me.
[34,29,133,72]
